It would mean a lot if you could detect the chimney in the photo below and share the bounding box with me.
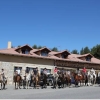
[7,41,11,49]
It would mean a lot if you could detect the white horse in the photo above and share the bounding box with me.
[23,72,31,89]
[87,70,96,86]
[52,73,59,89]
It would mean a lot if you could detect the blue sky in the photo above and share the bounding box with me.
[0,0,100,52]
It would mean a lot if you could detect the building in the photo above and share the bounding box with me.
[0,41,100,84]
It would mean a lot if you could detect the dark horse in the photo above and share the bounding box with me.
[57,72,66,88]
[13,74,22,89]
[39,73,47,89]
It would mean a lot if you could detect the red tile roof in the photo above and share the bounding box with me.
[0,45,100,65]
[33,47,51,53]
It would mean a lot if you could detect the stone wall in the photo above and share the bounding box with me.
[0,61,55,85]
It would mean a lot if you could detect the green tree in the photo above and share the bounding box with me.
[91,44,100,59]
[80,47,90,54]
[80,48,84,54]
[32,44,38,49]
[71,49,79,54]
[51,47,58,52]
[38,46,42,49]
[83,46,90,54]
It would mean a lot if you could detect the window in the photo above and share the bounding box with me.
[86,57,91,61]
[22,49,29,54]
[61,54,67,58]
[41,51,48,56]
[25,50,29,54]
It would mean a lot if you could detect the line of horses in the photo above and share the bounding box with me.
[0,70,100,90]
[12,70,99,90]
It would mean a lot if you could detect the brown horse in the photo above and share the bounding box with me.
[65,72,71,87]
[13,74,22,89]
[71,71,86,87]
[31,72,40,89]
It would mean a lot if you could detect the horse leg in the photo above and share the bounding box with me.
[1,82,2,90]
[53,80,56,89]
[26,81,27,89]
[34,81,36,89]
[27,81,29,89]
[19,81,21,89]
[17,82,19,89]
[3,83,5,89]
[35,81,37,89]
[15,82,16,89]
[23,80,25,89]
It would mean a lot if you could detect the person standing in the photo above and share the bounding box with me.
[1,69,5,81]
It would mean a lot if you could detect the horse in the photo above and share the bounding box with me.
[52,73,59,89]
[0,74,7,90]
[71,71,85,87]
[87,70,96,86]
[57,71,66,88]
[22,72,31,89]
[13,74,22,89]
[65,71,71,87]
[39,72,48,89]
[31,71,40,89]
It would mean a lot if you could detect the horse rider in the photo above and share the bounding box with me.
[16,67,21,76]
[53,67,59,78]
[90,68,95,76]
[61,68,64,74]
[54,67,58,74]
[34,67,38,76]
[43,68,47,76]
[76,67,81,76]
[82,67,87,77]
[16,67,22,79]
[67,70,71,75]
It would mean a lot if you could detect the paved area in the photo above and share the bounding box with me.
[0,85,100,99]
